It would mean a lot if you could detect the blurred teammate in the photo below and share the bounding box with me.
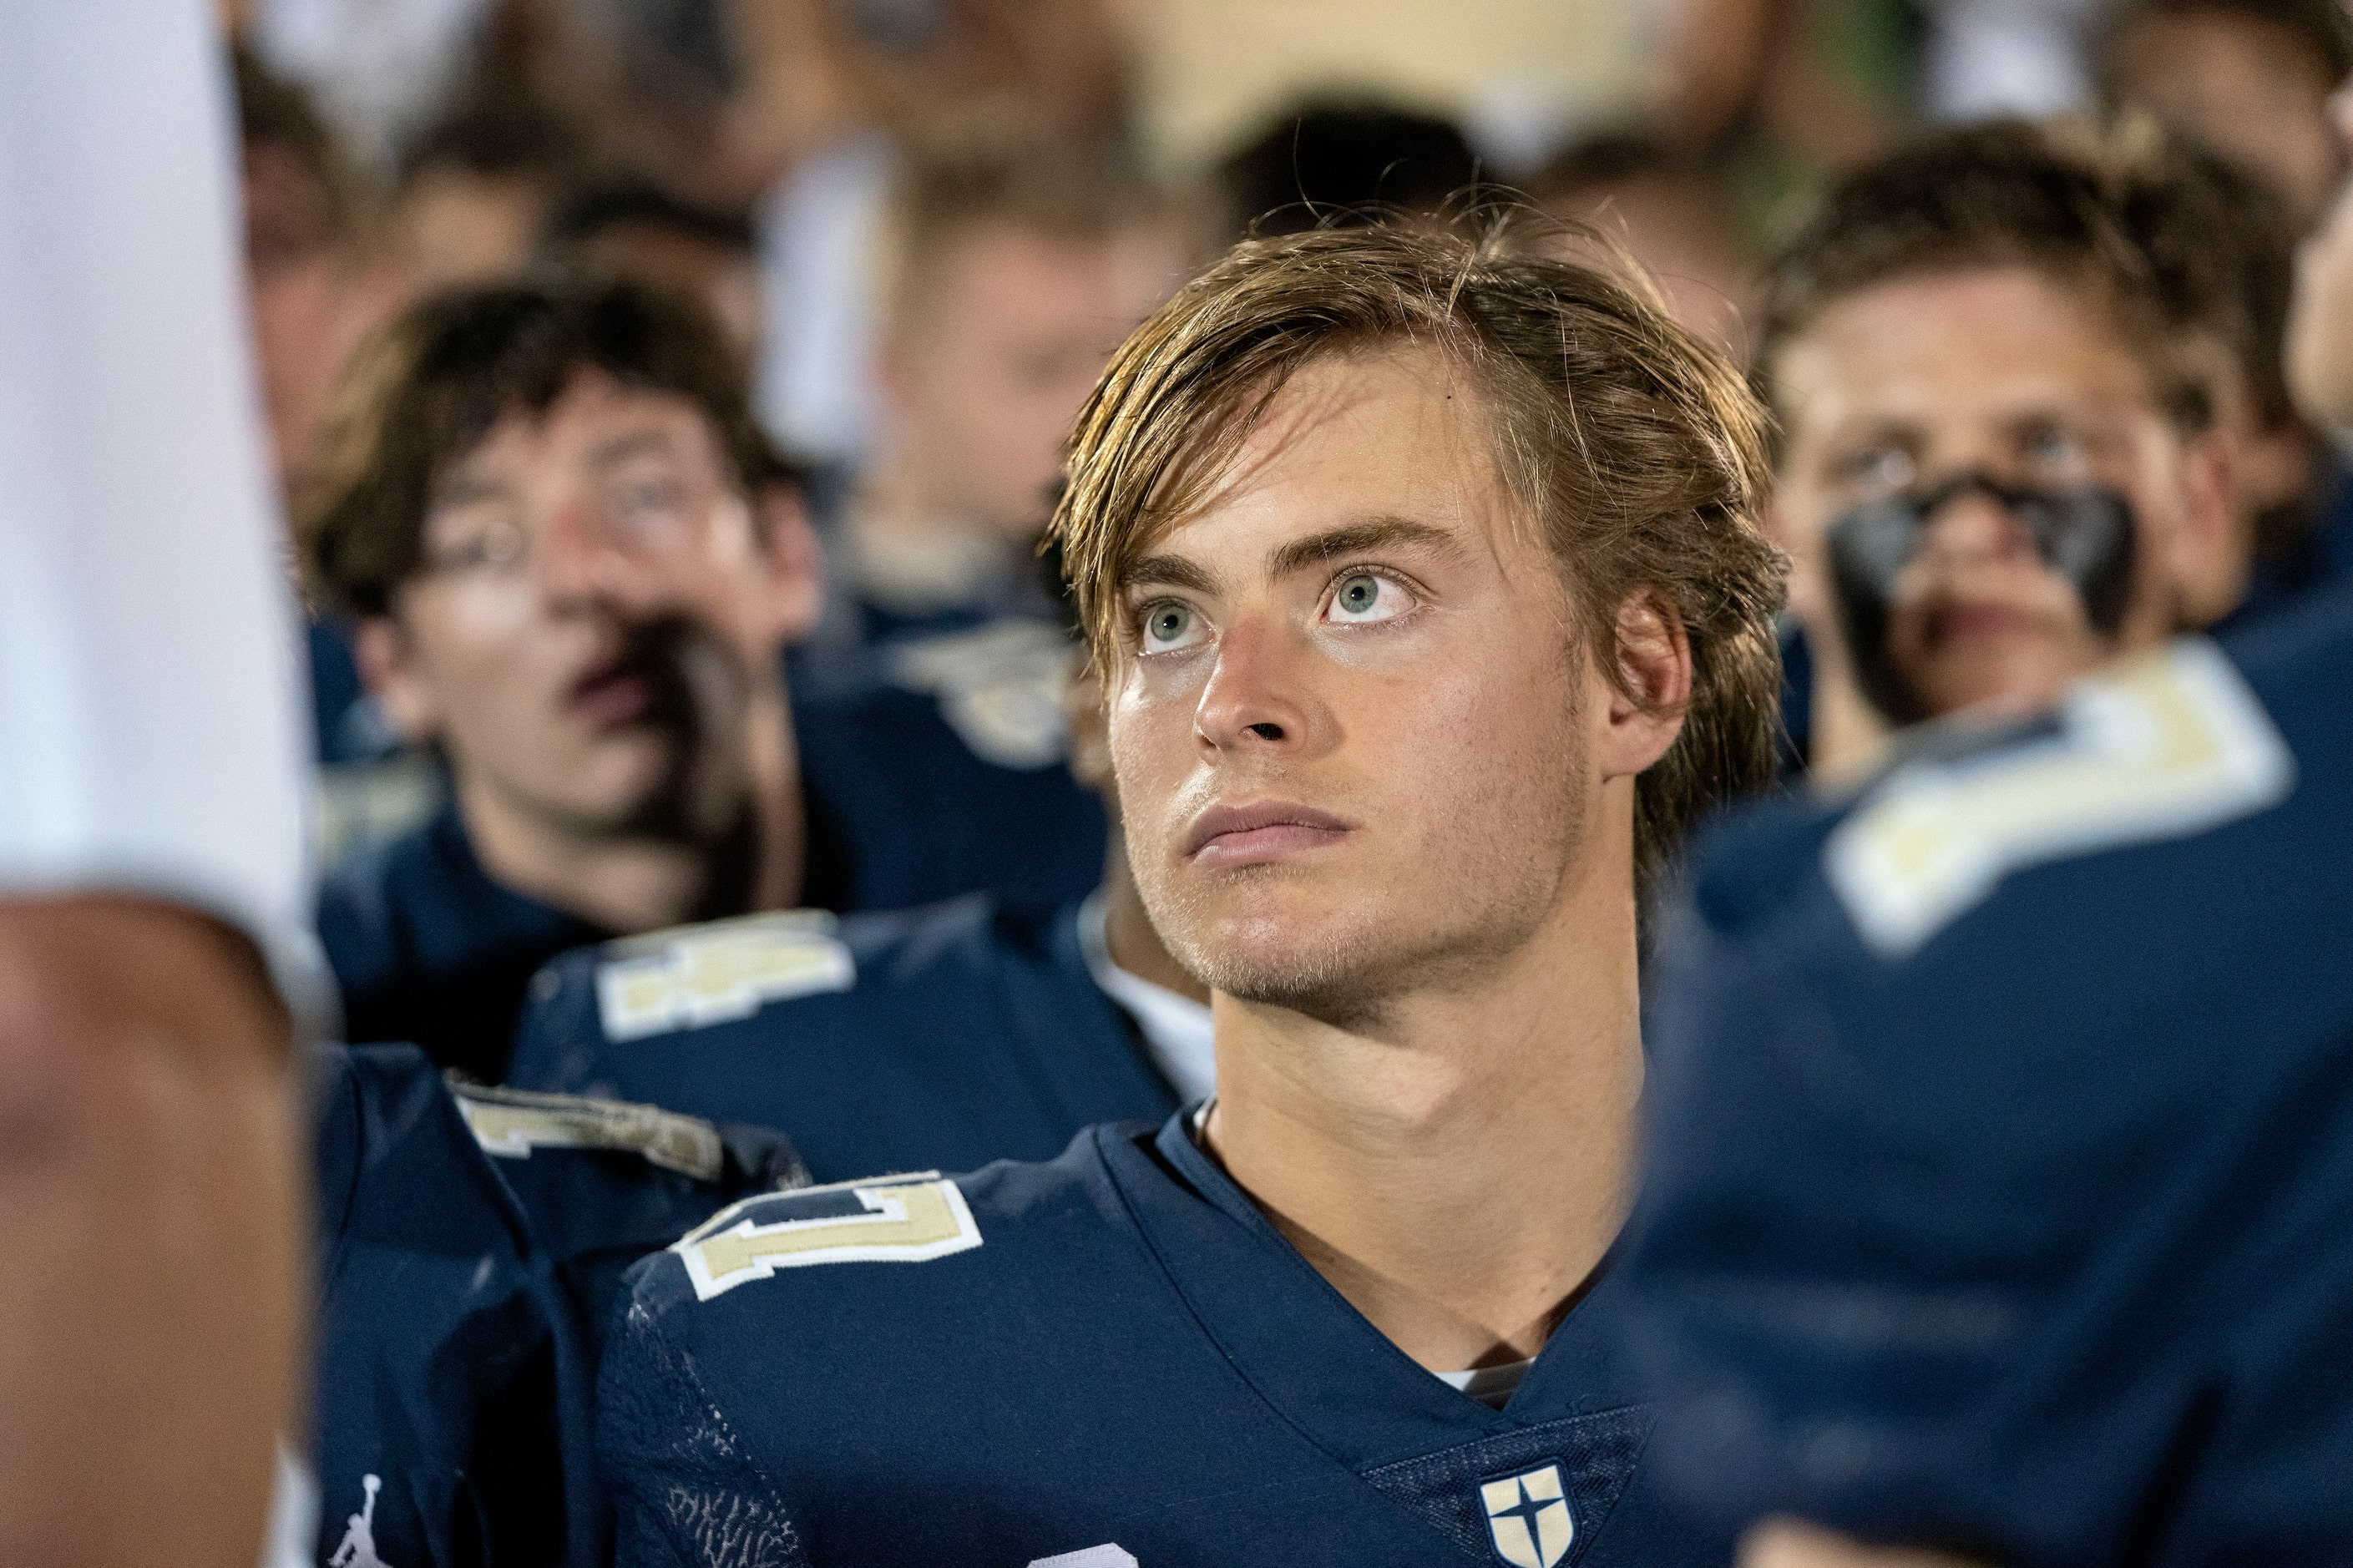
[1527,128,1753,361]
[503,666,1207,1181]
[3,4,314,1562]
[2093,0,2352,228]
[301,278,825,1079]
[1761,120,2247,777]
[1626,441,2353,1568]
[1622,98,2353,1564]
[786,141,1182,913]
[597,222,1785,1566]
[818,141,1176,666]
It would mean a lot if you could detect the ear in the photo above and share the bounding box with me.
[350,613,442,745]
[1601,589,1693,781]
[752,483,827,645]
[2164,424,2244,626]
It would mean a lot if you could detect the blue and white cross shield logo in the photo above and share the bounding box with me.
[1480,1463,1575,1568]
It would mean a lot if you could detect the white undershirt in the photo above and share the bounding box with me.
[1182,1100,1534,1411]
[1077,893,1216,1105]
[1435,1360,1533,1409]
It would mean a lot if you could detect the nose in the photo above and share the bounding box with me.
[1916,483,2036,569]
[1192,615,1316,756]
[533,488,663,615]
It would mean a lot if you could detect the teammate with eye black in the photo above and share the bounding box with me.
[1763,119,2259,779]
[595,220,1786,1568]
[1626,562,2353,1568]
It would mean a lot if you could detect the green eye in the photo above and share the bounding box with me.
[1338,575,1380,615]
[1146,603,1193,645]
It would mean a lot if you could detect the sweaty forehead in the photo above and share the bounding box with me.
[1137,345,1526,573]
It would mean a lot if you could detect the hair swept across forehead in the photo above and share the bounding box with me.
[1048,220,1789,903]
[1756,117,2269,439]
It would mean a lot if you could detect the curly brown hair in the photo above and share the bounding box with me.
[1048,220,1788,904]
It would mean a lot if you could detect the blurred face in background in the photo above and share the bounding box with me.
[357,372,819,843]
[1771,265,2233,731]
[241,140,401,488]
[2289,90,2353,428]
[394,169,554,291]
[880,220,1176,542]
[2109,12,2345,227]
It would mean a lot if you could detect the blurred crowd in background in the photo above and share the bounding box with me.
[225,0,2353,938]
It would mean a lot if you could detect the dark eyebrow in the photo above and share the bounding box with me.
[1118,553,1218,597]
[1267,517,1465,579]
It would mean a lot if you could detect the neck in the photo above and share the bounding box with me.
[1201,792,1644,1374]
[460,680,807,935]
[1809,625,1895,785]
[1099,831,1207,1003]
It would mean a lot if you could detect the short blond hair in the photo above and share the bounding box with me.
[1050,221,1787,900]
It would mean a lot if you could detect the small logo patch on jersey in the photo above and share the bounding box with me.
[327,1474,392,1568]
[1027,1547,1139,1568]
[1482,1464,1574,1568]
[674,1172,981,1299]
[596,911,854,1040]
[892,620,1077,770]
[451,1081,726,1182]
[1826,637,2295,957]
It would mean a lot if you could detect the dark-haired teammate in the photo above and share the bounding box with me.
[505,670,1207,1182]
[304,275,1124,1077]
[596,221,1786,1566]
[301,279,827,1079]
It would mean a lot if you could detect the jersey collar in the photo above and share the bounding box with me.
[1093,1112,1650,1473]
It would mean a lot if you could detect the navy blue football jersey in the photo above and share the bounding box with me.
[505,897,1180,1182]
[792,618,1106,913]
[599,1113,1720,1568]
[1623,595,2353,1565]
[311,1043,802,1568]
[317,804,612,1080]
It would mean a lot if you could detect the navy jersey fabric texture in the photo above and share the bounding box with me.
[318,803,613,1080]
[311,1042,801,1568]
[792,670,1105,915]
[506,894,1181,1183]
[1622,592,2353,1565]
[600,1112,1718,1568]
[309,614,398,766]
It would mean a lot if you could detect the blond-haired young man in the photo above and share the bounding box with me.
[597,223,1784,1568]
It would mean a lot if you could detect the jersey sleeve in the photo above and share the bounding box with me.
[0,3,311,974]
[599,1281,814,1568]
